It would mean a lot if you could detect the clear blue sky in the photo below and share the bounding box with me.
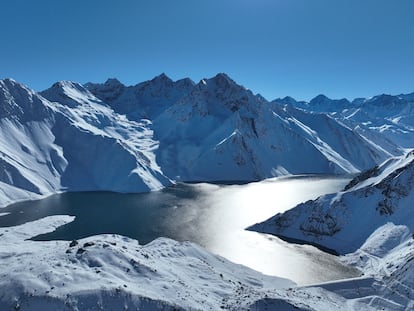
[1,0,413,101]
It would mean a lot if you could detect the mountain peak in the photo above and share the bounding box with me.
[308,94,351,112]
[103,78,124,87]
[175,77,195,88]
[310,94,330,103]
[197,73,240,91]
[0,78,30,94]
[48,80,88,93]
[0,78,50,120]
[151,73,173,84]
[0,78,17,85]
[274,96,298,105]
[368,93,398,102]
[212,73,236,85]
[41,80,97,108]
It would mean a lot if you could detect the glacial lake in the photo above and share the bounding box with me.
[0,176,360,285]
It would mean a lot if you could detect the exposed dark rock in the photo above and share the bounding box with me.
[76,248,86,255]
[344,165,379,191]
[69,240,78,247]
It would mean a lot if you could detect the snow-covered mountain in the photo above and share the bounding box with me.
[152,73,395,181]
[81,74,409,182]
[0,74,410,206]
[0,79,171,206]
[249,150,414,255]
[276,92,414,148]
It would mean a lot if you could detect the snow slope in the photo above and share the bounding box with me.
[336,222,414,310]
[40,81,170,192]
[249,150,414,255]
[0,215,294,310]
[0,79,171,207]
[0,215,384,311]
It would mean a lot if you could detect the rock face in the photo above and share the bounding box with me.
[249,151,414,255]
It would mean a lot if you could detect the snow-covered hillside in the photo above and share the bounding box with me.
[249,150,414,255]
[247,150,414,309]
[0,215,292,310]
[303,222,414,311]
[0,79,171,207]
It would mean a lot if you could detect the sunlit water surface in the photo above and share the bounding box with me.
[0,176,360,285]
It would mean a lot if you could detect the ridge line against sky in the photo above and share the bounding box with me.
[0,0,413,101]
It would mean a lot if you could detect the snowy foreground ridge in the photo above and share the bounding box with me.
[2,215,413,310]
[1,74,414,206]
[250,151,414,255]
[249,151,414,309]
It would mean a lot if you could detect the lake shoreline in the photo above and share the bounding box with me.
[0,176,355,284]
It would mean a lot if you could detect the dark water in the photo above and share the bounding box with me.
[0,177,360,284]
[0,184,206,243]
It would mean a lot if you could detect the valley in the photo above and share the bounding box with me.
[1,74,413,310]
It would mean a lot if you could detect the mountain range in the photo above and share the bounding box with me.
[1,73,412,206]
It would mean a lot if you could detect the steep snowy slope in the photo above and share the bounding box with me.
[0,79,67,206]
[271,104,393,171]
[40,81,170,192]
[0,79,171,206]
[249,151,414,255]
[153,74,393,181]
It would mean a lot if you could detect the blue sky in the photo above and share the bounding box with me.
[1,0,413,101]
